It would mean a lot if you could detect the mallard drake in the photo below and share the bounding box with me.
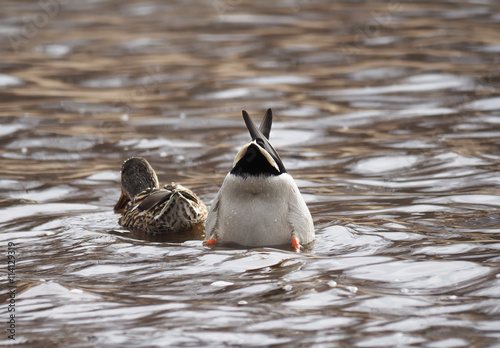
[204,109,314,251]
[114,157,208,234]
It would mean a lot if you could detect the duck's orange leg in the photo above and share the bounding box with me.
[203,238,216,246]
[292,237,301,253]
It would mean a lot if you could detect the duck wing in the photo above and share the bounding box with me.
[205,185,223,240]
[137,188,174,212]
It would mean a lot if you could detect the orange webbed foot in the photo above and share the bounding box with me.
[203,238,216,246]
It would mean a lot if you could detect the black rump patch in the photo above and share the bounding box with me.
[231,144,281,178]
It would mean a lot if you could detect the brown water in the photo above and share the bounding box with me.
[1,0,500,347]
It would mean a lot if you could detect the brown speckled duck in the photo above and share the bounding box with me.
[114,157,208,234]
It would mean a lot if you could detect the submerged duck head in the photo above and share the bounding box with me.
[230,109,286,178]
[114,157,159,213]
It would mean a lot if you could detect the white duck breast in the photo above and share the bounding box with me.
[205,109,315,249]
[206,173,314,246]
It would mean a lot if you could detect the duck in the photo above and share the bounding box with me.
[204,109,314,251]
[114,157,208,234]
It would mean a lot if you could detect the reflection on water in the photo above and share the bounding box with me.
[1,0,500,346]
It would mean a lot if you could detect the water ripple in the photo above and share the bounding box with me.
[0,0,499,347]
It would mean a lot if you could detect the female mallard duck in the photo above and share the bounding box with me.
[114,157,208,234]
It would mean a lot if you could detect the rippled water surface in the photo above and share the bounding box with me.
[1,0,500,347]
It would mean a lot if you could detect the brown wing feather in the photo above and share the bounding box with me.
[137,189,173,211]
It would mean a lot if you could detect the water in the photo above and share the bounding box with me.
[1,0,500,346]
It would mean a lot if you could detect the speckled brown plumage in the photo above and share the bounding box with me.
[114,157,208,234]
